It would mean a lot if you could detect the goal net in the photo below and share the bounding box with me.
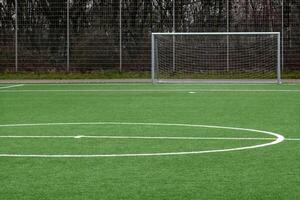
[151,32,281,84]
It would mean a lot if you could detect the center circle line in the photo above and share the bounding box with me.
[0,122,285,158]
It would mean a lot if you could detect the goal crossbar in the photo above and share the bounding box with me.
[151,32,281,84]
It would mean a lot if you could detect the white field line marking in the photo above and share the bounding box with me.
[0,135,276,141]
[0,89,299,92]
[22,83,300,86]
[285,138,300,141]
[1,135,298,141]
[0,84,24,89]
[0,122,285,158]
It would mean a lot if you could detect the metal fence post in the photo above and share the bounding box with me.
[226,0,230,72]
[277,33,282,84]
[119,0,122,72]
[172,0,176,72]
[151,34,155,83]
[67,0,70,72]
[281,0,284,72]
[15,0,18,72]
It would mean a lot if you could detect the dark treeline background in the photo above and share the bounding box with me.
[0,0,299,72]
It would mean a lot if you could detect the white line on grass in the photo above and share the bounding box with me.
[0,135,277,141]
[21,83,300,86]
[0,89,299,92]
[0,122,285,158]
[0,84,24,89]
[1,135,298,141]
[285,138,300,141]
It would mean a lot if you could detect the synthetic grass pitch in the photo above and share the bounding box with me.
[0,83,299,199]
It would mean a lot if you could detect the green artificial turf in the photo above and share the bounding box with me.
[0,83,299,200]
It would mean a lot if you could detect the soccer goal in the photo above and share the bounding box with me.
[151,32,281,84]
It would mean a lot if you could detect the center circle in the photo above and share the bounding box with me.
[0,122,285,158]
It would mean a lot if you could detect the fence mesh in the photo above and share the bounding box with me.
[284,0,300,71]
[70,0,120,71]
[0,0,299,75]
[17,1,67,71]
[0,0,15,71]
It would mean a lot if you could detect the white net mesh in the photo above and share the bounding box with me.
[153,33,280,83]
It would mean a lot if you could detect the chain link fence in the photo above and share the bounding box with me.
[0,0,299,74]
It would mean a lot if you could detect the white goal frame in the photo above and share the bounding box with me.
[151,32,282,84]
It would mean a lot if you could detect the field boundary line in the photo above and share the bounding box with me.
[0,84,24,89]
[0,89,300,93]
[0,79,299,84]
[20,83,300,86]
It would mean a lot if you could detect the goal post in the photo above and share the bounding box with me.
[151,32,281,84]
